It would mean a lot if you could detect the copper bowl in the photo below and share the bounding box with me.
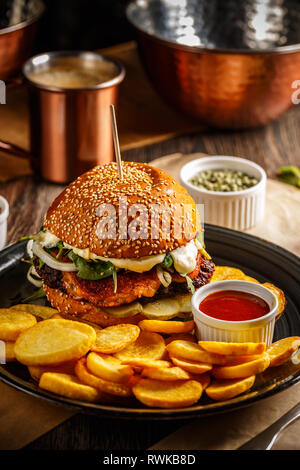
[126,0,300,129]
[0,0,44,80]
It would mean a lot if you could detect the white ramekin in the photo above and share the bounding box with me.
[179,156,266,230]
[192,280,278,345]
[0,196,9,250]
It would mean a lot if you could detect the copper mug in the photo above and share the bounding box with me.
[0,51,125,183]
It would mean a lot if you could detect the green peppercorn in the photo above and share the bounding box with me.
[189,169,258,192]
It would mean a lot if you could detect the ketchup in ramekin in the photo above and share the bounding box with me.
[191,280,278,344]
[199,290,270,322]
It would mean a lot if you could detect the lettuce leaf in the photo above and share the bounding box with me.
[67,251,115,281]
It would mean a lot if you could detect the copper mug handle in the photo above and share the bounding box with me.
[0,76,36,164]
[0,139,34,161]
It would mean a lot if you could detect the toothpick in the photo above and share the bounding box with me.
[110,104,123,180]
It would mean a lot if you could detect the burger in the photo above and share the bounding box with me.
[25,162,215,326]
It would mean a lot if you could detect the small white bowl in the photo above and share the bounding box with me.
[192,280,278,345]
[0,196,9,250]
[180,156,266,230]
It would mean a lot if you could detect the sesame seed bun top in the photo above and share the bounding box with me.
[43,162,201,259]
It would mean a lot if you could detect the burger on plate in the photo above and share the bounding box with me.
[25,162,215,326]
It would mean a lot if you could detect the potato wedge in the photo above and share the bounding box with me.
[28,361,77,381]
[91,324,140,354]
[142,366,191,381]
[166,340,226,365]
[165,333,196,345]
[14,319,96,366]
[10,304,58,320]
[132,378,202,408]
[262,283,286,319]
[206,376,256,401]
[169,355,213,374]
[86,352,134,384]
[198,341,266,356]
[212,353,270,379]
[267,337,300,367]
[0,308,37,341]
[75,358,132,397]
[39,372,101,402]
[114,330,166,362]
[139,319,195,334]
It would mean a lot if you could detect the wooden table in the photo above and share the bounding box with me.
[1,103,300,450]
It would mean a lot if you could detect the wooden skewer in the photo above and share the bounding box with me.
[110,104,123,180]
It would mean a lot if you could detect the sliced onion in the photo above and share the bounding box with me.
[32,241,78,272]
[156,265,172,288]
[26,239,34,258]
[27,265,43,288]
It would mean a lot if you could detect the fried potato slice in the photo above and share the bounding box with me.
[190,373,211,390]
[49,313,64,319]
[39,372,101,402]
[28,361,77,381]
[132,378,202,408]
[86,352,134,384]
[139,319,195,334]
[10,304,58,320]
[206,376,256,401]
[14,319,96,366]
[198,341,266,356]
[262,283,286,320]
[225,354,264,366]
[169,355,213,374]
[114,330,166,363]
[119,358,171,368]
[212,353,270,379]
[165,333,196,345]
[166,340,226,365]
[267,337,300,367]
[142,366,191,381]
[75,358,132,397]
[242,276,260,283]
[0,308,37,341]
[210,266,246,282]
[4,341,16,362]
[91,324,140,354]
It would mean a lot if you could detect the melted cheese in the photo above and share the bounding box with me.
[36,230,201,274]
[90,253,165,273]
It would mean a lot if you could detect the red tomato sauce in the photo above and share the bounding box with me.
[199,290,270,321]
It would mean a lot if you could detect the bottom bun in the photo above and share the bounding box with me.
[43,284,144,327]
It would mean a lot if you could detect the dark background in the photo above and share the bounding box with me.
[36,0,134,52]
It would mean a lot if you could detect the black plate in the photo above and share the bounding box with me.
[0,225,300,420]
